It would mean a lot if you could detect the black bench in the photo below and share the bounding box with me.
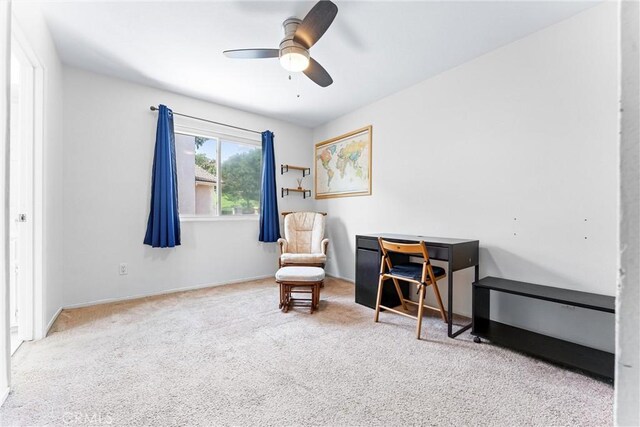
[472,276,615,380]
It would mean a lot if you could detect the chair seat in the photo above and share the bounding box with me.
[280,253,327,265]
[276,266,325,282]
[388,263,445,282]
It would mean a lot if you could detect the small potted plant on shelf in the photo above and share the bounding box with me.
[296,177,304,190]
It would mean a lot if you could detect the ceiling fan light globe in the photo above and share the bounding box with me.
[279,47,310,72]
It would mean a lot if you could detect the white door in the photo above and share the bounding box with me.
[9,39,35,354]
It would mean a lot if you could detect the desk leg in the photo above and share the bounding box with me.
[446,263,476,339]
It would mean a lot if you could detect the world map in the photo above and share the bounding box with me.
[315,130,371,197]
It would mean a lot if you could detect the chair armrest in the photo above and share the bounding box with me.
[321,238,329,256]
[277,238,288,255]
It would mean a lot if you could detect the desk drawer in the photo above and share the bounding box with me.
[356,236,380,251]
[426,245,449,262]
[358,237,448,261]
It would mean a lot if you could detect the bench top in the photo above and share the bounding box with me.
[474,276,615,313]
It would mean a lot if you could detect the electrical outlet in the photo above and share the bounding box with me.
[119,263,128,275]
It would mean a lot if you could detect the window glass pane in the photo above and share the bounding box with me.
[175,133,196,216]
[175,133,218,216]
[220,140,261,215]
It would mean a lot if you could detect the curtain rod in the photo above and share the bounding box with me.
[149,106,262,136]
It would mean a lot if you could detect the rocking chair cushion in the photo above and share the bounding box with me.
[280,253,327,265]
[389,264,445,282]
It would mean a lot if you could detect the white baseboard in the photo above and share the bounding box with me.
[62,274,274,310]
[46,273,345,329]
[325,271,354,283]
[45,307,63,337]
[0,387,9,407]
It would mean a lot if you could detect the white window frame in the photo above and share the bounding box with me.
[174,124,261,222]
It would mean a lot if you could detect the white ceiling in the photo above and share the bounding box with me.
[41,1,598,128]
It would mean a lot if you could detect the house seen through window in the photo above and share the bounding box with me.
[175,131,261,217]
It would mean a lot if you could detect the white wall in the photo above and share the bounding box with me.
[313,3,618,350]
[616,0,640,424]
[62,67,313,308]
[12,2,65,337]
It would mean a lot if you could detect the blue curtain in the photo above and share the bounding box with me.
[259,130,280,242]
[144,105,181,248]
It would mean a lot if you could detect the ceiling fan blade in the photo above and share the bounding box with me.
[304,58,333,87]
[223,49,279,59]
[293,1,338,49]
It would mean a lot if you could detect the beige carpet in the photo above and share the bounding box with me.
[0,277,612,426]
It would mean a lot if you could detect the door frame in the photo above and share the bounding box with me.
[10,15,44,341]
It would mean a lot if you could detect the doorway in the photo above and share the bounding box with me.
[9,35,36,354]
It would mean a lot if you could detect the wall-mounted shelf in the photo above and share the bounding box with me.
[281,188,311,199]
[281,164,310,177]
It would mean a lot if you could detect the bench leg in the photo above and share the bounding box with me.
[310,287,314,314]
[282,283,290,313]
[315,281,322,311]
[313,283,318,310]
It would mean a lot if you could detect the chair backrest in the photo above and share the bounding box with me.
[378,238,436,284]
[283,212,326,254]
[378,238,431,263]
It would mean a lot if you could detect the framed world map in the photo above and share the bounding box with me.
[314,126,372,199]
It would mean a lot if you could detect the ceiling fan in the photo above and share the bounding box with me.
[223,0,338,87]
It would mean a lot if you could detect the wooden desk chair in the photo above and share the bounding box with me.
[374,238,448,339]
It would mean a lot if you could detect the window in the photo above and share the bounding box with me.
[175,131,261,217]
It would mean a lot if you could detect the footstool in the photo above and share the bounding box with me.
[275,266,325,313]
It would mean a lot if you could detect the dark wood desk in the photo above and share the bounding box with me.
[355,233,479,338]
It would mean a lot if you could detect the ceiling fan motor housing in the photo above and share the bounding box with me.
[223,1,336,86]
[279,18,310,71]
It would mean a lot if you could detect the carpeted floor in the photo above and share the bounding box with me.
[0,277,613,426]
